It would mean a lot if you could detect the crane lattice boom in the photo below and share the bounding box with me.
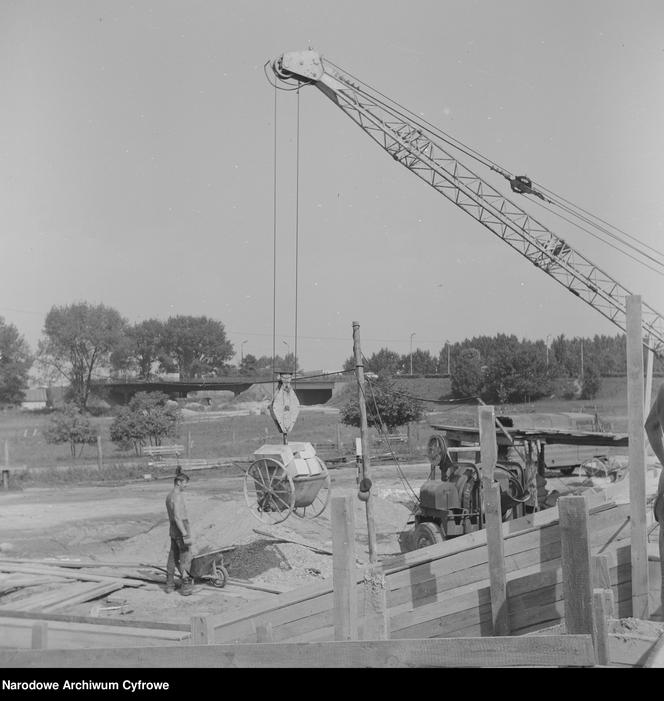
[272,50,664,356]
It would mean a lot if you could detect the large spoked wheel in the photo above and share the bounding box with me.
[293,472,331,519]
[244,458,295,525]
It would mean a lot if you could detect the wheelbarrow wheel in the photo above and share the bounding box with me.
[294,472,331,519]
[244,458,295,525]
[212,560,229,588]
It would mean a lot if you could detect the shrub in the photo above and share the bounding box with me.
[110,391,181,455]
[340,377,422,432]
[44,403,98,458]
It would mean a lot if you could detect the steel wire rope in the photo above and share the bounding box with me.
[359,372,421,505]
[293,87,301,386]
[324,57,504,173]
[531,180,664,262]
[527,198,664,279]
[271,80,278,399]
[325,58,664,276]
[535,192,664,271]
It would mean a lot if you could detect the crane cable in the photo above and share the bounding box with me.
[272,80,278,399]
[324,57,664,276]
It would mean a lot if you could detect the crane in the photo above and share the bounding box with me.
[270,50,664,356]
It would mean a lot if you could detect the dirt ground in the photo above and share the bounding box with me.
[0,456,646,627]
[0,464,431,624]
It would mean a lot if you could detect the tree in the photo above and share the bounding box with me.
[580,363,602,400]
[365,348,403,377]
[451,347,483,399]
[160,316,234,379]
[239,353,258,375]
[44,403,98,457]
[0,318,32,405]
[405,349,438,375]
[111,319,166,380]
[38,303,127,409]
[110,391,181,454]
[340,377,422,432]
[483,346,553,404]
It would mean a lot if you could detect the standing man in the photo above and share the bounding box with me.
[645,383,664,615]
[165,472,194,596]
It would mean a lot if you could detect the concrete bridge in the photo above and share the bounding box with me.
[98,377,343,406]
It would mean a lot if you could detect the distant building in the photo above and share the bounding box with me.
[21,388,48,411]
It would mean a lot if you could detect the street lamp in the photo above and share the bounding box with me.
[409,333,415,375]
[240,340,248,364]
[282,339,290,358]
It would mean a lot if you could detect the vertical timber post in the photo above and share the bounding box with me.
[31,622,48,650]
[2,440,9,490]
[352,321,389,640]
[478,405,509,635]
[96,435,103,470]
[559,495,594,634]
[627,295,649,619]
[645,335,655,418]
[190,615,214,644]
[332,495,358,641]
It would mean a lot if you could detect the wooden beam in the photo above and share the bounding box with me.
[331,495,357,641]
[559,496,593,634]
[190,616,213,644]
[479,405,509,635]
[361,563,389,640]
[0,635,596,668]
[254,621,273,642]
[626,294,649,618]
[592,588,610,665]
[31,622,48,650]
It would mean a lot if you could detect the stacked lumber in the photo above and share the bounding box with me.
[0,560,146,616]
[203,494,640,644]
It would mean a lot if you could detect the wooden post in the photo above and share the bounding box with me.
[254,622,274,642]
[591,553,615,616]
[352,322,378,563]
[645,335,655,418]
[332,495,358,641]
[186,431,192,458]
[96,435,103,470]
[31,621,48,650]
[626,295,649,619]
[336,423,342,451]
[190,615,214,644]
[479,405,509,635]
[559,496,593,634]
[592,589,611,666]
[3,441,9,490]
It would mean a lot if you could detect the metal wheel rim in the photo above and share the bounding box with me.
[243,458,295,525]
[293,471,331,519]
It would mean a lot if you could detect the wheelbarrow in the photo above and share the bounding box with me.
[188,546,233,588]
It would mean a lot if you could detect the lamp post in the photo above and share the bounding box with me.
[445,340,451,376]
[545,334,552,367]
[282,340,290,363]
[240,340,248,364]
[409,333,415,375]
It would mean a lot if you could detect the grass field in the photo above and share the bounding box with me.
[1,374,658,487]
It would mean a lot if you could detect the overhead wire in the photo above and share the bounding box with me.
[325,56,664,280]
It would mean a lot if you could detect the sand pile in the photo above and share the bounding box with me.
[106,485,412,589]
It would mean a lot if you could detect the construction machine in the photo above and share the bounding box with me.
[270,50,662,550]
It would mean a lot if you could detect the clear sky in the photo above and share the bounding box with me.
[1,0,663,373]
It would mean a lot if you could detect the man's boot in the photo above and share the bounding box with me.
[180,577,194,597]
[165,577,176,594]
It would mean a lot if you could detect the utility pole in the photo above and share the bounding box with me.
[352,321,378,563]
[352,320,388,639]
[580,339,584,380]
[409,332,415,375]
[446,341,451,375]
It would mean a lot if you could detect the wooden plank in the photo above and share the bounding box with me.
[331,495,357,641]
[608,632,659,667]
[362,563,389,640]
[559,496,593,635]
[254,621,274,642]
[479,406,509,636]
[0,609,189,631]
[0,635,597,668]
[31,622,48,650]
[190,616,214,644]
[592,589,611,665]
[0,563,144,587]
[626,294,650,618]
